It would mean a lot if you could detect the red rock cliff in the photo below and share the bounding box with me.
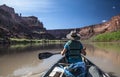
[48,14,120,39]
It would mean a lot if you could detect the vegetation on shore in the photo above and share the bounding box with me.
[92,30,120,42]
[9,38,66,44]
[1,30,120,44]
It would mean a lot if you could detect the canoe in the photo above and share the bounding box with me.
[41,55,110,77]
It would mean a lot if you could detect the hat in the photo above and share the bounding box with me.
[66,31,80,40]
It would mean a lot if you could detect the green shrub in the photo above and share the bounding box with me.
[93,31,120,42]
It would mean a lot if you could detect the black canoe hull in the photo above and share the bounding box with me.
[42,55,110,77]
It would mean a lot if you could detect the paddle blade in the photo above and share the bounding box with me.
[38,52,61,59]
[38,52,54,59]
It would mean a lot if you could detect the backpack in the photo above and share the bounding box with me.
[64,62,86,77]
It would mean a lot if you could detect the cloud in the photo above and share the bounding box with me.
[0,0,55,13]
[102,20,107,22]
[112,6,116,9]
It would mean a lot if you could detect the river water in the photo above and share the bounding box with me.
[0,42,120,77]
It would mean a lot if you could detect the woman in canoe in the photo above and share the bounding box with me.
[61,30,86,63]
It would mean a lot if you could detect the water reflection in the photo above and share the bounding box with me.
[85,42,120,77]
[94,42,120,52]
[94,42,120,66]
[0,43,63,77]
[13,55,62,77]
[0,42,120,77]
[0,43,63,56]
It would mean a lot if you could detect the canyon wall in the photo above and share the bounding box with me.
[48,15,120,39]
[0,4,54,40]
[0,4,120,40]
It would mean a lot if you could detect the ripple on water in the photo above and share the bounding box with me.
[13,55,62,77]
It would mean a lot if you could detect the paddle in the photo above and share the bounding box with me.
[38,52,60,59]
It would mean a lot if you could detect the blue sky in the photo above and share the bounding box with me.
[0,0,120,29]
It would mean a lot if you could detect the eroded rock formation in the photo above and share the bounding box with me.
[48,15,120,39]
[0,4,54,40]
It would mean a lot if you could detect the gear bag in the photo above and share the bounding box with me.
[64,62,86,77]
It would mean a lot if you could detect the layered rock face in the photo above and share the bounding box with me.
[79,15,120,39]
[48,15,120,39]
[0,4,54,39]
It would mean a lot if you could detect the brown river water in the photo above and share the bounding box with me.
[0,42,120,77]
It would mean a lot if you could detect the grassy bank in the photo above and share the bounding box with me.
[93,30,120,42]
[9,38,67,44]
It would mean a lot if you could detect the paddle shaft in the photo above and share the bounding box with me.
[38,52,60,59]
